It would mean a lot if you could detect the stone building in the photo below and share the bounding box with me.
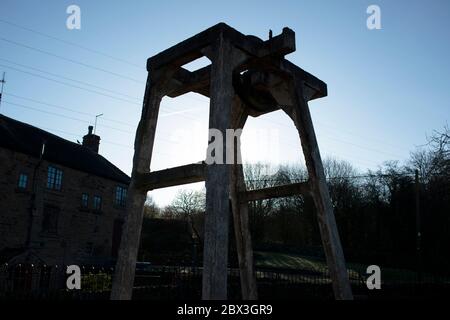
[0,114,130,267]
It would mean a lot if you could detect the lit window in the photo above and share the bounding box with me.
[81,193,89,208]
[18,173,28,189]
[115,186,127,207]
[93,195,102,211]
[47,166,63,190]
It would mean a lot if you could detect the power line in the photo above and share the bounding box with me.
[0,58,141,101]
[245,172,415,184]
[0,63,204,123]
[3,100,91,124]
[0,20,400,170]
[0,64,141,105]
[3,100,137,135]
[3,91,388,169]
[0,36,142,83]
[0,18,213,112]
[2,100,192,146]
[0,37,209,108]
[315,119,411,153]
[0,24,409,161]
[321,150,383,168]
[267,133,382,167]
[3,91,202,129]
[252,103,409,155]
[0,64,404,166]
[3,99,387,170]
[319,135,404,159]
[3,92,134,126]
[34,126,175,159]
[0,18,142,69]
[0,71,5,110]
[256,115,405,160]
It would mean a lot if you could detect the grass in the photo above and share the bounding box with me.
[81,273,112,292]
[254,251,327,272]
[254,251,449,285]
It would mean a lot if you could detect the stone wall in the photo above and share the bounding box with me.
[0,147,128,266]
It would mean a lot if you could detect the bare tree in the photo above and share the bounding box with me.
[143,196,161,219]
[169,189,205,242]
[409,124,450,182]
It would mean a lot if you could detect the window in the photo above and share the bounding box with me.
[115,186,127,207]
[17,173,28,189]
[81,193,89,208]
[93,195,102,211]
[42,205,59,234]
[47,166,63,190]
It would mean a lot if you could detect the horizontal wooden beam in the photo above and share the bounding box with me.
[242,182,310,202]
[147,23,296,72]
[135,162,206,191]
[255,27,296,58]
[147,23,221,72]
[167,65,211,98]
[279,59,327,100]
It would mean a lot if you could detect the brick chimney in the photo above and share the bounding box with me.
[82,126,100,153]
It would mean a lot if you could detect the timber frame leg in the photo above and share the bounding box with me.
[230,98,258,300]
[201,36,239,300]
[285,75,353,300]
[111,70,170,300]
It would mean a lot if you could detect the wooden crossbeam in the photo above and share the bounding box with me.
[242,182,310,202]
[167,58,326,105]
[255,27,296,58]
[279,60,327,100]
[135,162,206,191]
[167,66,211,98]
[147,23,296,72]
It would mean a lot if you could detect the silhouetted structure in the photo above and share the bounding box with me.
[111,23,352,300]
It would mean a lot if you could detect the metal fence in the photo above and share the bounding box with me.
[1,263,449,300]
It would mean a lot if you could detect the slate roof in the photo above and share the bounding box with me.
[0,114,130,185]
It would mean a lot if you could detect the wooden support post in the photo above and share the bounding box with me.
[286,76,353,300]
[229,99,258,300]
[415,169,422,283]
[202,35,236,300]
[230,163,258,300]
[110,73,164,300]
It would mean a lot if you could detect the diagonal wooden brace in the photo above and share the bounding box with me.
[284,74,353,300]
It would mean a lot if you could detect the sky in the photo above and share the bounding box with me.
[0,0,449,206]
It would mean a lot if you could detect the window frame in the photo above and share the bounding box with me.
[81,193,89,209]
[93,195,102,211]
[17,173,29,190]
[47,166,63,191]
[115,186,127,208]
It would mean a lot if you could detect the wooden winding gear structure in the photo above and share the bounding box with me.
[110,23,353,300]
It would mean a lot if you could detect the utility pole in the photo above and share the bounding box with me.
[415,169,422,283]
[0,72,6,112]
